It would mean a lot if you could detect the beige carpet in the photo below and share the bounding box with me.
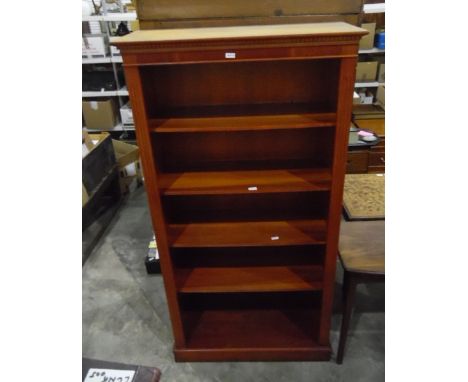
[343,174,385,220]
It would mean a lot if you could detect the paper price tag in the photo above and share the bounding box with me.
[247,186,258,191]
[271,236,279,241]
[84,368,135,382]
[225,52,236,59]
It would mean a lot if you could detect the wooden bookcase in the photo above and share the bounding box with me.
[113,22,367,362]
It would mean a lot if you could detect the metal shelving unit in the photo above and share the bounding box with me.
[82,2,135,134]
[82,87,129,97]
[358,47,385,54]
[82,12,137,22]
[355,82,384,88]
[355,3,385,104]
[85,123,135,132]
[363,3,385,14]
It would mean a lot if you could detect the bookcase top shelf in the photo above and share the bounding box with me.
[112,22,367,46]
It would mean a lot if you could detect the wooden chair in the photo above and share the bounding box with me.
[336,220,385,364]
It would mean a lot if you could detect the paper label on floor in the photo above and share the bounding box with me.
[84,368,135,382]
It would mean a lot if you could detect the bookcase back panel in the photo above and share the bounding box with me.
[141,60,339,118]
[172,246,325,268]
[153,128,334,172]
[163,192,329,223]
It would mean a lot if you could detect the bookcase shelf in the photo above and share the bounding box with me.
[168,220,328,248]
[149,108,336,133]
[159,168,332,196]
[113,22,366,362]
[176,265,324,293]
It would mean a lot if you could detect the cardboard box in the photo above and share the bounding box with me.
[82,35,108,56]
[82,132,116,201]
[376,85,385,109]
[357,90,374,105]
[112,140,142,194]
[353,91,361,105]
[120,102,134,125]
[377,63,385,83]
[82,99,117,130]
[112,140,139,169]
[356,62,378,82]
[359,23,376,50]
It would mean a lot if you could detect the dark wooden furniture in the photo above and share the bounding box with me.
[337,220,385,363]
[82,132,122,264]
[347,118,385,174]
[137,0,363,29]
[113,22,367,362]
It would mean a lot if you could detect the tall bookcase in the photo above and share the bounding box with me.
[113,22,367,362]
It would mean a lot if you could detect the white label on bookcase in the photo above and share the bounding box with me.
[271,236,279,241]
[225,52,236,59]
[248,186,258,191]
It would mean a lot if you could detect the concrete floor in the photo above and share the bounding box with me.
[82,188,384,382]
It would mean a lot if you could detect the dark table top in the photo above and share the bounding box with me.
[339,220,385,274]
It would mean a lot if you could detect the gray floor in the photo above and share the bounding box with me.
[83,188,384,382]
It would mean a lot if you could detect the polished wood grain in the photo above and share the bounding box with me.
[339,220,384,274]
[159,168,331,195]
[176,265,323,293]
[150,111,336,133]
[168,220,327,248]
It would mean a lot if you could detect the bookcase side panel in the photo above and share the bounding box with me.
[319,55,358,345]
[123,64,186,348]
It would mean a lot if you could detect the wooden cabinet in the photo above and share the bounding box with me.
[346,150,369,173]
[348,118,385,174]
[113,22,366,362]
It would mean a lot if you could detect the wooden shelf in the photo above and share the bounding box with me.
[150,106,336,133]
[176,265,323,293]
[160,168,332,196]
[183,307,320,349]
[168,220,327,248]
